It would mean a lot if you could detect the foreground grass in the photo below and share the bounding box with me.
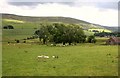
[2,43,118,76]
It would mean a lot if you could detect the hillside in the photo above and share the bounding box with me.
[102,26,119,32]
[2,13,90,24]
[1,13,114,33]
[2,13,103,28]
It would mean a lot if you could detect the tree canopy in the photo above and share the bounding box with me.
[35,22,86,45]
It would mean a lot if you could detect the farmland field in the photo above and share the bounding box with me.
[2,43,118,76]
[2,17,118,76]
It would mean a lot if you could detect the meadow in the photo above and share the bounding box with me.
[2,19,118,76]
[2,41,118,76]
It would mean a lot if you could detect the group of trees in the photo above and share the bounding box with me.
[94,32,120,37]
[3,25,14,29]
[34,23,88,45]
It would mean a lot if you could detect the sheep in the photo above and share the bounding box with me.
[62,45,65,47]
[52,56,55,58]
[37,55,58,62]
[51,44,53,46]
[37,55,49,62]
[65,44,69,46]
[52,56,58,58]
[37,55,49,59]
[37,55,43,58]
[44,56,49,58]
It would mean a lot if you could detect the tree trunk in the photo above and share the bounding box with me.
[43,39,46,44]
[69,42,71,45]
[63,42,65,45]
[39,37,41,41]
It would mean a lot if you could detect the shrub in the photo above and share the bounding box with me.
[23,41,26,43]
[87,35,96,43]
[15,40,20,43]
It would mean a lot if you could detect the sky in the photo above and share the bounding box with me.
[0,0,119,27]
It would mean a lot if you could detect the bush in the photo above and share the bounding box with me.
[87,35,96,43]
[23,41,26,43]
[15,40,20,43]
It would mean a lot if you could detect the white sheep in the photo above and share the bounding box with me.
[37,55,44,59]
[51,44,53,46]
[44,56,49,58]
[52,56,55,58]
[37,55,49,59]
[52,56,58,58]
[37,55,43,58]
[65,44,69,46]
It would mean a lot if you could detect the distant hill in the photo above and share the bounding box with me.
[1,13,115,32]
[2,13,90,24]
[102,26,119,32]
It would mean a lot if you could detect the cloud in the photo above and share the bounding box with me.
[8,2,40,6]
[7,0,119,10]
[7,0,119,2]
[0,0,118,26]
[95,2,118,10]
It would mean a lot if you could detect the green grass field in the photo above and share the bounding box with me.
[2,43,118,76]
[2,20,118,76]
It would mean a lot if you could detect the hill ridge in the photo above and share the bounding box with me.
[2,13,117,32]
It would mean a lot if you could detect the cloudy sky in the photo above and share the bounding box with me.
[0,0,119,26]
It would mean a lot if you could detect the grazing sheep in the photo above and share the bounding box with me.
[44,56,49,58]
[65,44,69,46]
[62,45,65,47]
[37,55,44,58]
[51,44,53,46]
[52,56,55,58]
[37,55,49,59]
[37,55,50,62]
[52,56,58,58]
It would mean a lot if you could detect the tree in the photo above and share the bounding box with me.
[73,24,86,43]
[34,22,86,45]
[35,23,50,44]
[3,25,14,29]
[87,35,96,43]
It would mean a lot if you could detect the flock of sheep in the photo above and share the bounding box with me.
[37,55,58,59]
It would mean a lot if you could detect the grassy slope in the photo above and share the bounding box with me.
[2,20,39,42]
[2,13,91,24]
[2,13,112,31]
[2,19,95,42]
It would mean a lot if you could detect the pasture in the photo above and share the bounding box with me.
[2,43,118,76]
[88,28,111,33]
[2,20,118,76]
